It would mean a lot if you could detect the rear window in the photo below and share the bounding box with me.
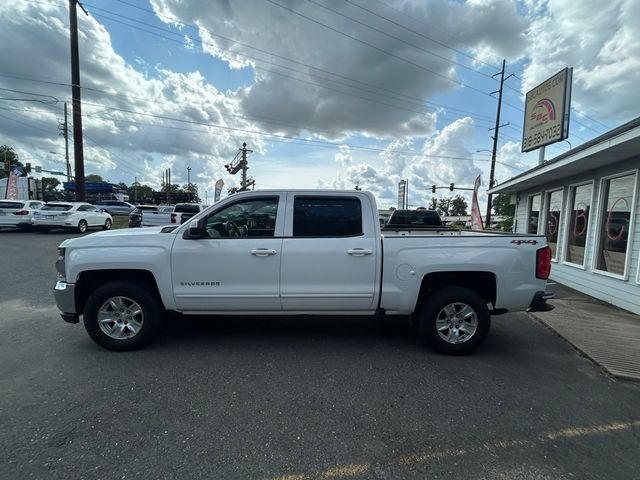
[388,210,442,227]
[175,204,201,214]
[0,201,24,209]
[293,197,362,237]
[136,205,159,211]
[42,204,73,211]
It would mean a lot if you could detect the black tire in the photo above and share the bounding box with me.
[83,281,164,351]
[37,226,51,233]
[418,287,491,355]
[103,218,112,230]
[77,220,88,233]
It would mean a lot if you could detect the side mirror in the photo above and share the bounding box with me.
[184,218,204,239]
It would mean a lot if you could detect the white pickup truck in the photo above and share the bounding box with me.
[140,203,206,227]
[54,190,553,354]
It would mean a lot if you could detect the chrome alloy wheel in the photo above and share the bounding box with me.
[435,302,478,344]
[97,296,144,340]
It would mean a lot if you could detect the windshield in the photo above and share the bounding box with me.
[0,201,24,209]
[41,204,73,211]
[175,204,201,213]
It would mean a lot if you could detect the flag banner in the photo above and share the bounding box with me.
[471,175,484,231]
[214,178,224,202]
[5,165,24,200]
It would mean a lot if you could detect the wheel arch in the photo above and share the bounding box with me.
[75,269,163,315]
[414,271,497,314]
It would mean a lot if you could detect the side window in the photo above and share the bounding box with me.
[293,197,362,237]
[203,197,279,238]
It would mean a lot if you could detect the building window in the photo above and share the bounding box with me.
[544,189,563,260]
[594,173,637,277]
[527,194,541,234]
[564,183,593,267]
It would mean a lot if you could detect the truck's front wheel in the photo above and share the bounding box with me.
[83,281,163,351]
[418,287,490,355]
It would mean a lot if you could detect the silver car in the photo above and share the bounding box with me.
[92,200,136,216]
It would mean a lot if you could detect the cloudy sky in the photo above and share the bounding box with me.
[0,0,638,208]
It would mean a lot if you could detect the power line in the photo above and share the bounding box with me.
[369,0,503,70]
[78,98,526,171]
[83,5,498,125]
[303,0,498,81]
[265,0,495,98]
[106,0,495,121]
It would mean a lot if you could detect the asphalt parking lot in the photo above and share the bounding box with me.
[1,228,639,480]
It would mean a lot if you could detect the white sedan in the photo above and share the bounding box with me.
[0,200,44,229]
[32,202,113,233]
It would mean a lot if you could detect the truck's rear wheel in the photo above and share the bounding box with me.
[418,287,490,355]
[83,281,163,351]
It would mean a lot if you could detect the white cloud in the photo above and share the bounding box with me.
[520,0,640,122]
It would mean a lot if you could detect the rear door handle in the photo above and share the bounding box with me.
[251,248,277,256]
[347,248,372,256]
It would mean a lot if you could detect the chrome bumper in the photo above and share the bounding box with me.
[54,280,79,323]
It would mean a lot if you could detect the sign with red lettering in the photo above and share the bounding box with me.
[522,68,572,152]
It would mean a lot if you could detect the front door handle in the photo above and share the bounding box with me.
[347,248,373,256]
[251,248,277,256]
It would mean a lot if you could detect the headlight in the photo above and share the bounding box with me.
[56,248,66,278]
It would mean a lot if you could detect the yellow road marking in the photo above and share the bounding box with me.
[269,419,640,480]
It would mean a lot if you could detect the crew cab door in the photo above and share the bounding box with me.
[280,194,379,311]
[170,195,285,312]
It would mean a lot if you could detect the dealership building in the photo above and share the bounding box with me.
[490,116,640,315]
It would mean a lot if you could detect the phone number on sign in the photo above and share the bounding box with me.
[523,124,562,150]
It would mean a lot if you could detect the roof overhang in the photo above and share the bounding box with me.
[489,117,640,195]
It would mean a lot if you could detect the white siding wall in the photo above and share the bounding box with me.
[512,157,640,315]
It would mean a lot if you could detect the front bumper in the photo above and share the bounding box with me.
[54,280,79,323]
[527,291,555,312]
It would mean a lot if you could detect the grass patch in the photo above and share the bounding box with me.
[111,216,130,229]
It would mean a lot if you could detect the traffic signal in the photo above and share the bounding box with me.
[3,159,9,170]
[431,185,436,193]
[449,183,454,191]
[25,162,31,173]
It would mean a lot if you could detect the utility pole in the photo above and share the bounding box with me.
[186,165,191,201]
[225,142,253,191]
[486,59,512,229]
[134,175,138,202]
[240,143,251,190]
[57,102,71,183]
[69,0,88,200]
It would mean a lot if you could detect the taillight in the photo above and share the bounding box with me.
[12,210,29,215]
[536,247,552,279]
[171,213,177,223]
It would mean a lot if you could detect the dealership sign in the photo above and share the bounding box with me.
[521,67,572,152]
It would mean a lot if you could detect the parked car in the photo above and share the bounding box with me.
[0,200,44,229]
[137,205,176,227]
[128,205,164,228]
[140,203,205,226]
[92,200,136,216]
[32,202,113,233]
